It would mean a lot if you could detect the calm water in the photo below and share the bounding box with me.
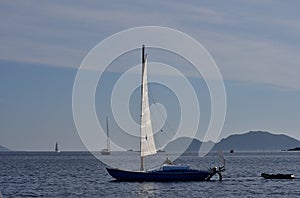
[0,151,299,198]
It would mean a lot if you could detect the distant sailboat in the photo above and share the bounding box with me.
[55,142,60,153]
[106,45,225,181]
[101,117,110,155]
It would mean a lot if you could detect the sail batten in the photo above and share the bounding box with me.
[140,50,157,158]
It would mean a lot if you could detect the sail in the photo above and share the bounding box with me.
[140,54,157,157]
[101,117,110,155]
[55,142,58,152]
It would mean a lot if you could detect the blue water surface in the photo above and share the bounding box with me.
[0,151,299,198]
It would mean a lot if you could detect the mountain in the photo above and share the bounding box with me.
[214,131,300,151]
[0,145,10,151]
[164,131,300,152]
[164,137,214,153]
[164,137,201,152]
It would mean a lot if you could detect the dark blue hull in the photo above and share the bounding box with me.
[106,168,215,182]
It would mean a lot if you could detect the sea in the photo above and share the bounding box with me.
[0,151,299,198]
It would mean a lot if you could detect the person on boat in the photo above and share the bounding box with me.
[163,157,174,165]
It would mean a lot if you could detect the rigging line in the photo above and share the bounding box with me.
[153,134,163,150]
[147,85,171,150]
[148,85,176,143]
[148,85,177,138]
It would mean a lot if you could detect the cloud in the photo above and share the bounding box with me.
[1,0,300,90]
[201,31,300,90]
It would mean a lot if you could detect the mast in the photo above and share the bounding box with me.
[140,45,145,171]
[106,116,110,152]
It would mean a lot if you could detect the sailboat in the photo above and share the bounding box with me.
[106,45,225,181]
[101,117,110,155]
[55,142,60,153]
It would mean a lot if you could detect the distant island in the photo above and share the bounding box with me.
[164,131,300,152]
[0,145,11,152]
[213,131,300,151]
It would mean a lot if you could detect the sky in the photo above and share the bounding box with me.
[1,0,300,151]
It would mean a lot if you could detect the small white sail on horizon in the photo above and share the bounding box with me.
[101,116,110,155]
[140,53,157,157]
[55,142,60,153]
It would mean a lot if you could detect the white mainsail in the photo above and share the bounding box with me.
[140,52,157,157]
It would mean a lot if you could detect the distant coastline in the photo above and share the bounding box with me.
[2,131,300,152]
[165,131,300,153]
[0,145,10,152]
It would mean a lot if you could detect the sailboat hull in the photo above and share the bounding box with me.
[106,168,214,182]
[101,150,110,155]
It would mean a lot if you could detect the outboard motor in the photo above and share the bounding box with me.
[207,151,226,181]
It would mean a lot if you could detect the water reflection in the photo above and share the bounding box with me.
[138,182,157,198]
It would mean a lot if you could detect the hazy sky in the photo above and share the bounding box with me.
[1,0,300,151]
